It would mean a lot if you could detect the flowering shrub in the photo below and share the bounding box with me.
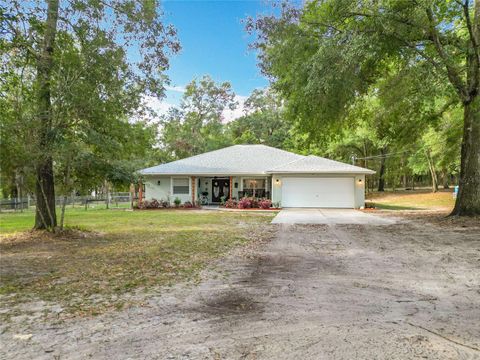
[149,199,160,208]
[224,199,237,208]
[250,198,259,208]
[183,201,194,208]
[160,199,170,208]
[258,199,272,209]
[238,197,252,209]
[135,198,177,209]
[136,198,162,209]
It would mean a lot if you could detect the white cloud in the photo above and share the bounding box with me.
[222,95,249,123]
[164,85,186,93]
[143,93,250,124]
[144,96,177,120]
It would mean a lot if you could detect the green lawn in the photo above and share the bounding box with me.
[366,189,455,210]
[0,208,275,317]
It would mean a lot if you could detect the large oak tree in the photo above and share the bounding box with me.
[1,0,179,229]
[248,0,479,215]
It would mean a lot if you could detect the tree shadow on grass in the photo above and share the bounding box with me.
[374,203,423,210]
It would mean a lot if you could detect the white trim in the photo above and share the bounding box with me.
[143,170,375,176]
[267,170,375,175]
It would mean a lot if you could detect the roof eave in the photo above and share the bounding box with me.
[140,171,269,176]
[266,170,376,175]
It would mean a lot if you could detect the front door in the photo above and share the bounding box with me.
[211,178,230,203]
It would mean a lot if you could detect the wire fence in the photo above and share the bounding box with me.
[0,193,137,212]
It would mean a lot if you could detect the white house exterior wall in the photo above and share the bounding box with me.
[144,176,171,202]
[144,176,193,204]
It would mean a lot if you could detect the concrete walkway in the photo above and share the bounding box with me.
[271,208,395,225]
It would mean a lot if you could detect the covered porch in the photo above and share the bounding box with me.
[195,175,272,205]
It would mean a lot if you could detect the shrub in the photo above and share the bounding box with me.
[135,198,171,209]
[224,199,237,208]
[149,199,160,209]
[183,201,194,208]
[160,199,170,208]
[238,197,252,209]
[259,199,272,209]
[174,197,181,207]
[250,197,259,208]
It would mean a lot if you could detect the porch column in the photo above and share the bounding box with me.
[191,176,196,205]
[229,176,233,199]
[266,176,268,198]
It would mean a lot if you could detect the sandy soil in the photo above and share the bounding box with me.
[1,212,479,359]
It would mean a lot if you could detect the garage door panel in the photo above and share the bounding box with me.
[282,177,354,208]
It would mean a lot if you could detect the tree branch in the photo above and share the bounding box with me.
[425,7,469,102]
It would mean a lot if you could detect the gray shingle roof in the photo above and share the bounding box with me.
[139,145,374,175]
[140,145,302,175]
[266,155,375,174]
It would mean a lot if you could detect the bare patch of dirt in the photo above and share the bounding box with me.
[1,212,479,359]
[0,228,103,246]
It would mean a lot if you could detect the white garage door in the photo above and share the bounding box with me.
[282,177,354,208]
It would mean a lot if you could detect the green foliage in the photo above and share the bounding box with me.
[159,83,293,159]
[1,0,178,198]
[246,0,477,198]
[159,75,236,159]
[227,89,290,148]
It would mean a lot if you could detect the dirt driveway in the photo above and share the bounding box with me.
[1,213,479,359]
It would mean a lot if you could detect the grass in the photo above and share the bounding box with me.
[366,189,455,211]
[0,208,276,317]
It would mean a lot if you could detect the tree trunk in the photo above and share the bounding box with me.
[401,157,407,189]
[451,95,480,215]
[442,169,450,189]
[425,149,438,193]
[34,0,59,230]
[104,179,110,209]
[377,147,386,192]
[60,160,71,230]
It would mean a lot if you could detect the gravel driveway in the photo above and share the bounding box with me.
[2,214,479,359]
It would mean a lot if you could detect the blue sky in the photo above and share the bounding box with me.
[150,0,274,120]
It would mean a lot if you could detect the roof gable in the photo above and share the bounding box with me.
[266,155,375,174]
[140,145,303,175]
[139,145,375,175]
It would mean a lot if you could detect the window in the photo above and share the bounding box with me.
[173,178,189,194]
[242,178,266,197]
[243,178,265,189]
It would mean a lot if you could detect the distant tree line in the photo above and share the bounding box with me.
[152,75,463,195]
[243,0,479,215]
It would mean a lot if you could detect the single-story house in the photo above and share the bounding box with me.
[139,144,375,208]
